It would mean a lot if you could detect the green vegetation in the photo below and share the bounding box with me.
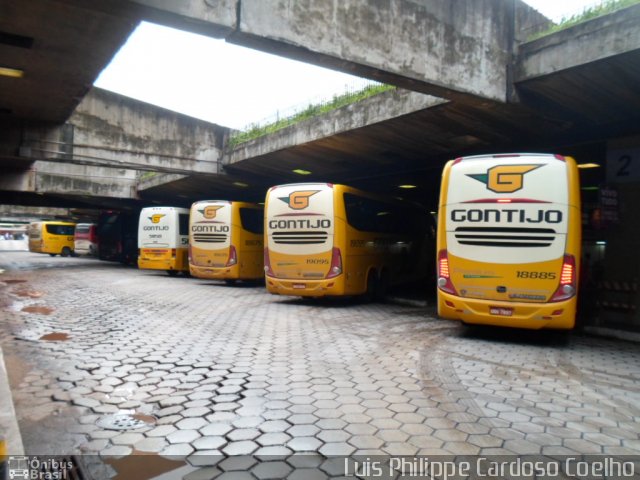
[530,0,640,40]
[139,171,158,181]
[229,83,396,148]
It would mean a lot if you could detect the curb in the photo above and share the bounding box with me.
[0,345,24,456]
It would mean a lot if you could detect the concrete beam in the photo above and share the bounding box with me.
[0,161,139,199]
[18,88,229,175]
[137,173,188,191]
[130,0,550,104]
[516,4,640,82]
[225,89,446,165]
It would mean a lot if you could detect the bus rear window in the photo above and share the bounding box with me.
[46,224,74,235]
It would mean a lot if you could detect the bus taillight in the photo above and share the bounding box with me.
[226,245,237,266]
[326,248,342,279]
[437,249,458,295]
[171,248,176,258]
[264,247,275,277]
[550,254,577,302]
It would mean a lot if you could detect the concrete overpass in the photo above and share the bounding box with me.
[2,0,639,210]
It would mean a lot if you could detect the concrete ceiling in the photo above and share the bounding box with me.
[1,1,639,211]
[0,0,136,123]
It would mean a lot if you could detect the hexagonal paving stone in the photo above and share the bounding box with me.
[166,429,201,444]
[176,418,208,430]
[348,435,384,449]
[222,440,259,456]
[192,436,227,451]
[287,436,323,452]
[319,442,356,456]
[258,420,291,433]
[200,422,233,436]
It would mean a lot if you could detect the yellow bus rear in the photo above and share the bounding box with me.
[265,183,434,299]
[138,207,190,275]
[436,153,581,329]
[27,221,76,256]
[189,200,264,282]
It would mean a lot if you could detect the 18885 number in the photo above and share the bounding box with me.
[516,271,556,279]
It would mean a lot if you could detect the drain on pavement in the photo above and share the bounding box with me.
[96,413,156,430]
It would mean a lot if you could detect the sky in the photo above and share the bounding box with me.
[94,0,600,130]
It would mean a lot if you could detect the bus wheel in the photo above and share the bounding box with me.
[376,271,389,302]
[224,279,237,286]
[61,247,72,257]
[166,270,178,276]
[365,271,377,303]
[49,253,56,257]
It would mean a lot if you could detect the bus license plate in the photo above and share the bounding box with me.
[293,283,306,289]
[490,307,513,317]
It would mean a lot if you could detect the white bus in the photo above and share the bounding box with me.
[138,207,189,276]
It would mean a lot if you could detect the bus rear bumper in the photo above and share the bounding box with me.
[437,291,576,330]
[266,276,345,297]
[190,264,237,279]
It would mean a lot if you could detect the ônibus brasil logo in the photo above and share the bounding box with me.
[199,205,223,219]
[278,190,319,210]
[148,214,165,224]
[467,164,542,193]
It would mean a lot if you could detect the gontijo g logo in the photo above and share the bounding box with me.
[199,205,223,219]
[278,190,319,210]
[148,214,165,224]
[467,164,542,193]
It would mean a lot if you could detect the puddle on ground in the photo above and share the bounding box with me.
[40,332,70,341]
[13,289,44,298]
[131,413,157,425]
[22,305,54,315]
[104,450,187,480]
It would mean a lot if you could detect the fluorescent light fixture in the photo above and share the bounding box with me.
[577,163,600,169]
[233,181,249,187]
[596,241,606,245]
[581,186,599,191]
[398,184,417,189]
[292,169,312,175]
[0,66,24,78]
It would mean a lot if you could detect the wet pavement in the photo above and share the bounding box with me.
[1,250,640,478]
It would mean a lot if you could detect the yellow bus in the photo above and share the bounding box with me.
[265,183,435,299]
[138,206,189,276]
[436,153,581,329]
[27,221,76,257]
[189,200,264,283]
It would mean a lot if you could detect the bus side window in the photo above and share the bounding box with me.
[179,214,189,236]
[239,208,264,234]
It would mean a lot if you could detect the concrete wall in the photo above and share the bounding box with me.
[19,88,229,175]
[599,135,640,328]
[516,3,640,81]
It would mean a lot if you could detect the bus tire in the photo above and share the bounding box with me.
[377,270,389,302]
[365,271,377,303]
[166,270,178,276]
[224,279,237,286]
[49,253,56,257]
[61,247,72,257]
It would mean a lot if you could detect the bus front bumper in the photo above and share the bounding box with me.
[266,276,345,297]
[437,290,576,330]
